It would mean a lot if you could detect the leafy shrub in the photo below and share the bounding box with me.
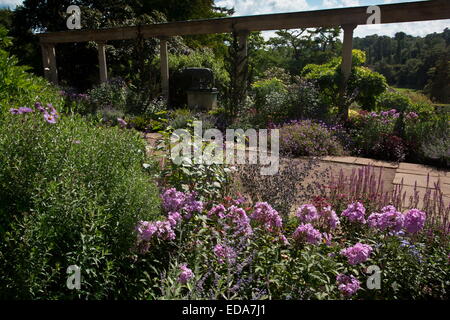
[0,28,63,116]
[0,108,161,299]
[87,78,128,113]
[280,120,345,157]
[371,134,408,162]
[303,49,387,111]
[376,91,412,112]
[168,108,195,130]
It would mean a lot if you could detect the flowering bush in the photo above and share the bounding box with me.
[133,190,449,300]
[280,120,345,157]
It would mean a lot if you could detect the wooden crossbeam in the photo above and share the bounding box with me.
[38,1,450,44]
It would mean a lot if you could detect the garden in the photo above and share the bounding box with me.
[0,1,449,301]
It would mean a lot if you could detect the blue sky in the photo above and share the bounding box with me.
[1,0,449,38]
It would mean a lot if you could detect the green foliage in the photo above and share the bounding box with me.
[303,49,387,111]
[0,112,161,299]
[0,38,63,116]
[376,91,412,112]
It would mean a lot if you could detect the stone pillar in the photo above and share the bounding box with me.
[97,41,108,83]
[159,37,170,102]
[339,24,357,120]
[230,30,249,115]
[41,43,58,85]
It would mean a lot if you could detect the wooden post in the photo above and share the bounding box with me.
[47,44,58,85]
[40,43,51,82]
[97,41,108,83]
[160,37,170,102]
[236,30,249,89]
[339,24,357,121]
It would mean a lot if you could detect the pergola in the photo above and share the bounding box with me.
[37,0,450,101]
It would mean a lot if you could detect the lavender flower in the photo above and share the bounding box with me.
[340,243,373,265]
[341,202,366,224]
[336,274,360,297]
[162,188,186,212]
[320,206,340,230]
[208,204,227,219]
[292,223,323,245]
[403,209,426,234]
[167,211,182,226]
[178,264,194,284]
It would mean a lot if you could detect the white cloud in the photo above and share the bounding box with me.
[215,0,309,16]
[355,19,450,38]
[0,0,22,8]
[322,0,360,9]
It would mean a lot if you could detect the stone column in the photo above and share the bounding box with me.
[159,37,170,102]
[339,24,357,120]
[97,41,108,83]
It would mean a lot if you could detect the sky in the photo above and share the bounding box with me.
[0,0,449,38]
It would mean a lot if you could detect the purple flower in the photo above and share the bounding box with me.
[117,118,127,128]
[368,205,404,232]
[136,221,157,241]
[321,206,340,230]
[251,202,283,232]
[322,232,333,246]
[403,209,426,234]
[341,202,366,224]
[406,112,419,120]
[9,108,20,115]
[336,274,360,297]
[18,107,34,113]
[184,192,204,215]
[46,103,57,115]
[341,243,373,265]
[162,188,186,212]
[213,244,237,264]
[292,223,323,245]
[208,204,227,219]
[34,102,46,113]
[228,206,253,236]
[296,204,319,223]
[168,212,182,226]
[43,113,57,124]
[178,264,194,284]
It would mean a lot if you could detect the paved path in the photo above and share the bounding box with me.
[321,156,450,208]
[143,133,450,208]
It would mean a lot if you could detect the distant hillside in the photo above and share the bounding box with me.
[354,29,449,103]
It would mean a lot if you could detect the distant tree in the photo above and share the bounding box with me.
[425,54,450,103]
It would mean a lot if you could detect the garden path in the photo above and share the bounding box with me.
[144,133,450,208]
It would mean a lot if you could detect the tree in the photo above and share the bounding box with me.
[302,49,387,112]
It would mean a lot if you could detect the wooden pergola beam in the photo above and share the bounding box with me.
[38,1,450,44]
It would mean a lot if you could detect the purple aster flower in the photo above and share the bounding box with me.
[178,264,194,284]
[43,113,57,124]
[403,209,426,234]
[292,223,323,245]
[336,274,360,297]
[213,244,237,264]
[296,204,319,223]
[34,102,46,113]
[342,202,366,224]
[18,107,34,113]
[47,103,57,115]
[340,243,373,265]
[251,202,283,232]
[9,108,20,115]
